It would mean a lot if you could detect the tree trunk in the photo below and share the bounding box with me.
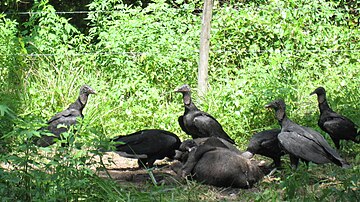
[198,0,213,97]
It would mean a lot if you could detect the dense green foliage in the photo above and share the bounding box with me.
[0,0,359,201]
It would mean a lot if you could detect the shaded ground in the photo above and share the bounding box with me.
[94,152,264,201]
[95,152,180,186]
[3,149,357,201]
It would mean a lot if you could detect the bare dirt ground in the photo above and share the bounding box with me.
[95,152,180,186]
[93,152,263,201]
[0,150,272,201]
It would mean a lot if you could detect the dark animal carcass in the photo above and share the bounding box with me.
[172,137,267,188]
[174,137,242,161]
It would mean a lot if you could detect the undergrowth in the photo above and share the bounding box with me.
[0,0,359,201]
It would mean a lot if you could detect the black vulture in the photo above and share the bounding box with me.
[242,129,285,167]
[310,87,360,149]
[174,84,235,144]
[111,129,181,168]
[172,137,267,188]
[265,99,349,169]
[35,84,96,147]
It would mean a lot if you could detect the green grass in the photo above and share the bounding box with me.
[0,0,360,201]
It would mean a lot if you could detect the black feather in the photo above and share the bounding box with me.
[266,99,349,169]
[35,84,96,147]
[175,84,235,144]
[111,129,181,168]
[310,87,359,149]
[243,129,284,167]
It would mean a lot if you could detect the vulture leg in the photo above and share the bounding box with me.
[331,137,340,149]
[273,157,282,168]
[289,155,299,169]
[138,158,148,168]
[147,158,156,168]
[302,160,309,168]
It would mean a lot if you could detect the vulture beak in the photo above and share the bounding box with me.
[89,89,96,94]
[265,100,282,109]
[174,84,191,93]
[309,91,316,96]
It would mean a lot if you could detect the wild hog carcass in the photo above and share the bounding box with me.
[173,137,267,188]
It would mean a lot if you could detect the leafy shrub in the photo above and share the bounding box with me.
[0,0,359,200]
[0,14,25,133]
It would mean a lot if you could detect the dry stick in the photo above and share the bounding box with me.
[99,154,113,180]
